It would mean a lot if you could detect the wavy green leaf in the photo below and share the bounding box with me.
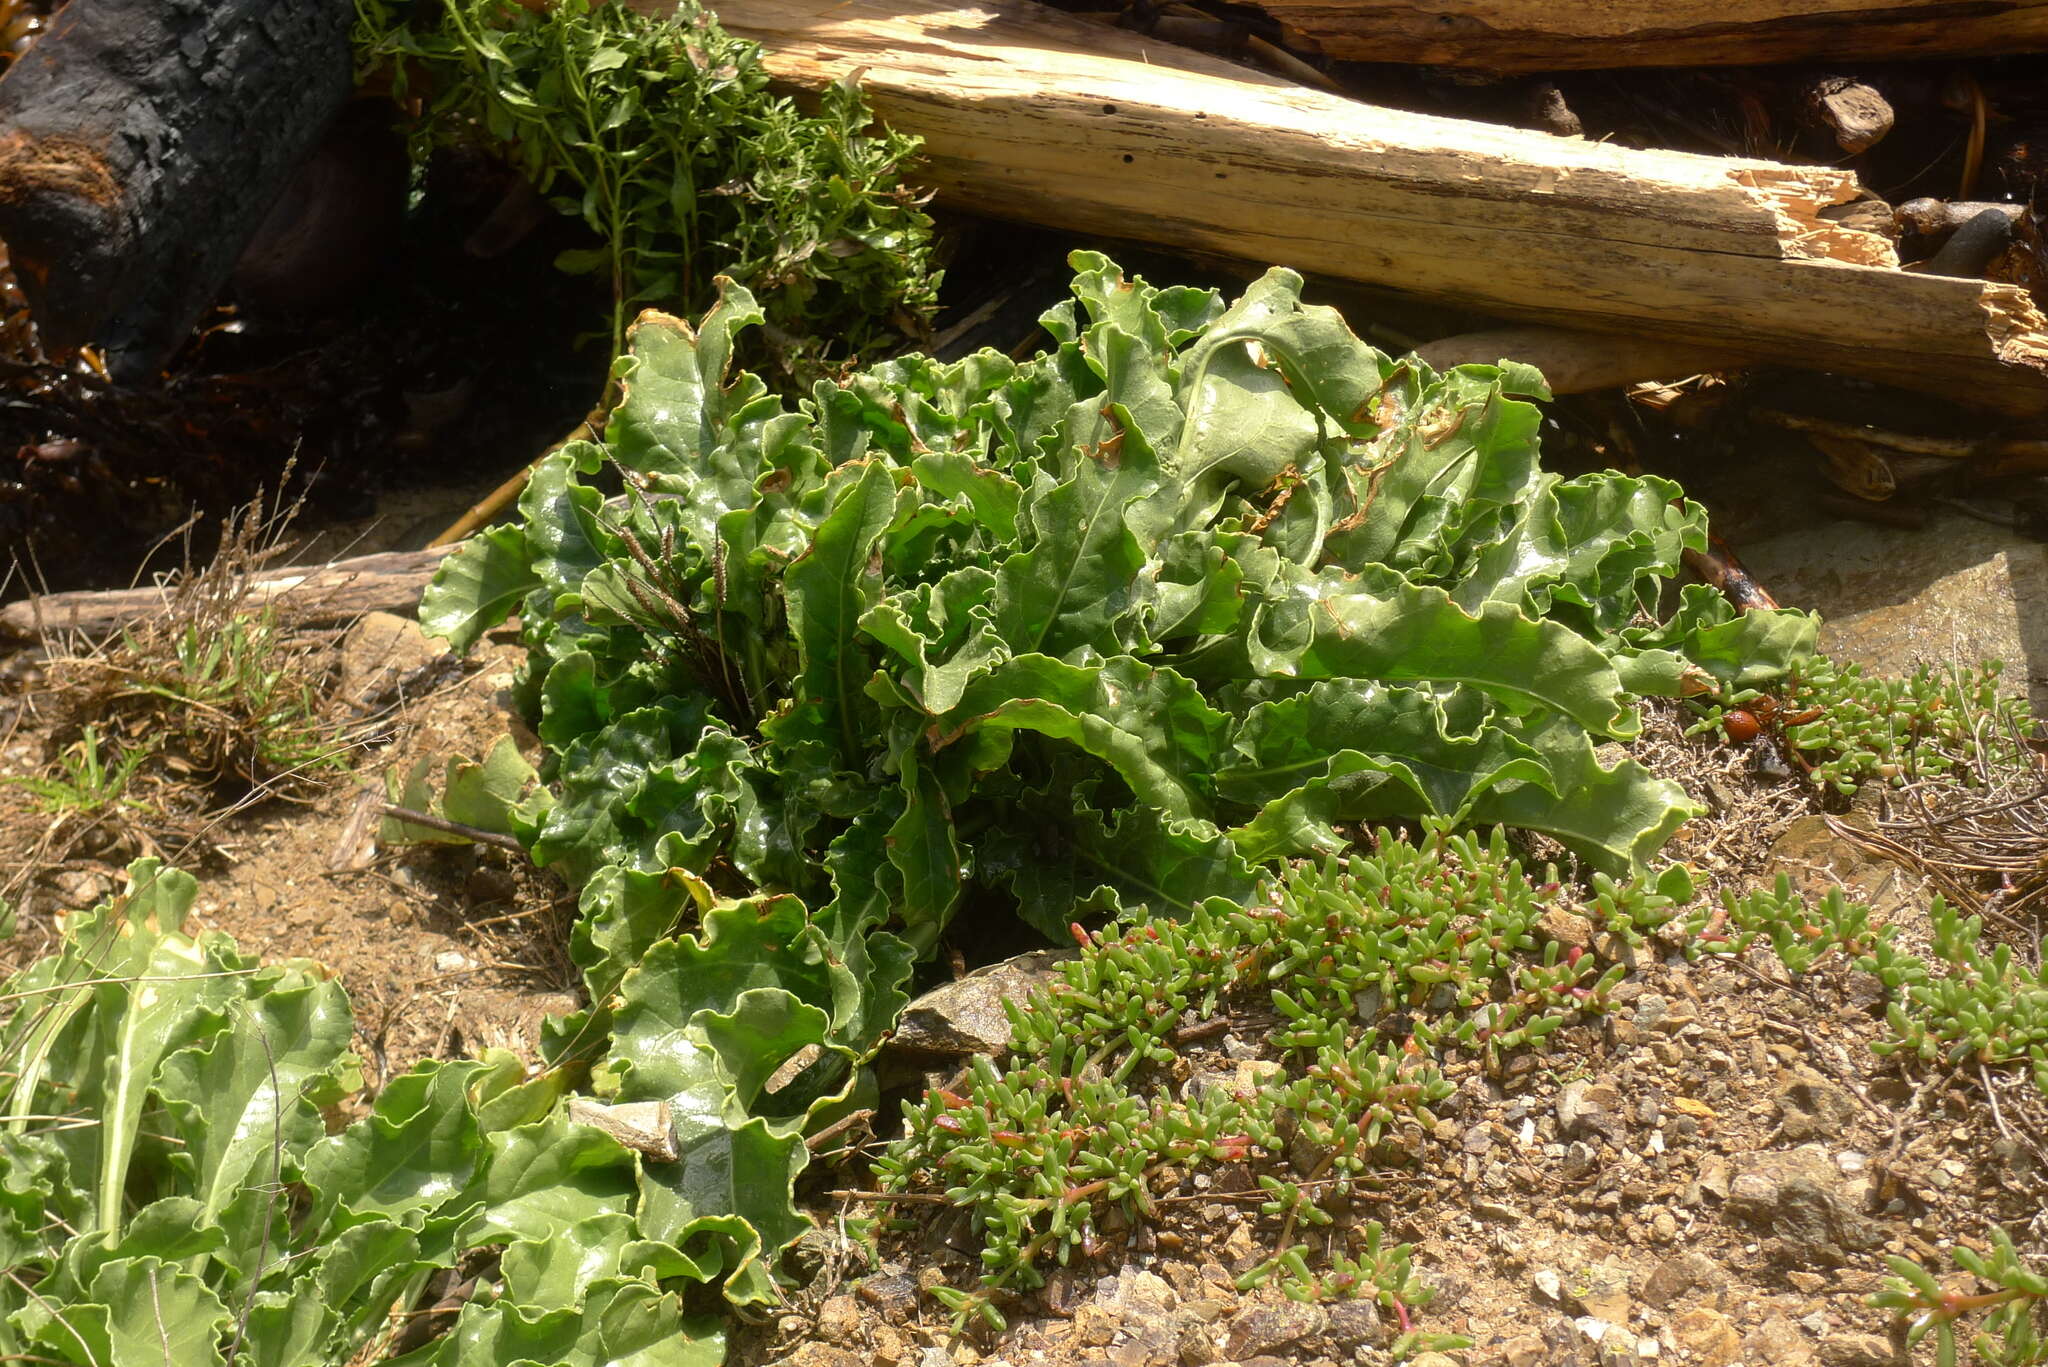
[420,523,542,653]
[158,974,358,1231]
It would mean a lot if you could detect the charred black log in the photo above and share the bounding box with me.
[0,0,353,380]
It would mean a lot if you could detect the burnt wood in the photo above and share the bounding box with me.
[0,0,353,380]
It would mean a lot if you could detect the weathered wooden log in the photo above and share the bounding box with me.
[692,0,2048,416]
[1233,1,2048,71]
[1416,326,1745,394]
[0,0,353,380]
[0,546,453,643]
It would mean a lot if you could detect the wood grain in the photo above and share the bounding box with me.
[691,0,2048,414]
[1241,1,2048,72]
[0,547,454,643]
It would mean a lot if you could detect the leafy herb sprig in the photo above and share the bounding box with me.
[353,0,939,376]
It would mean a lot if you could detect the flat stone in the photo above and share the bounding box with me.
[1727,1144,1878,1265]
[887,949,1076,1056]
[338,611,443,705]
[1642,1251,1721,1309]
[1223,1302,1326,1359]
[1100,1266,1179,1317]
[1742,511,2048,712]
[854,1272,919,1320]
[1112,1323,1178,1367]
[1776,1068,1862,1143]
[1537,906,1596,950]
[1745,1315,1817,1367]
[1668,1308,1742,1367]
[1322,1299,1383,1350]
[1569,1259,1633,1324]
[1818,1332,1896,1367]
[1557,1079,1625,1139]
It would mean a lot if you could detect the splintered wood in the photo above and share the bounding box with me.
[685,0,2048,414]
[1226,0,2048,71]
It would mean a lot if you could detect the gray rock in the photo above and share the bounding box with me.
[1099,1266,1179,1316]
[1630,994,1670,1032]
[1322,1299,1384,1350]
[853,1272,919,1320]
[1727,1144,1879,1265]
[1776,1068,1862,1143]
[1557,1079,1624,1139]
[1175,1314,1220,1367]
[1742,511,2048,713]
[1223,1302,1326,1360]
[338,611,443,706]
[1818,1332,1897,1367]
[1112,1320,1179,1367]
[1641,1250,1721,1309]
[888,949,1076,1056]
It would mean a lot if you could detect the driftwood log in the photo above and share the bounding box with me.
[0,0,353,380]
[1241,1,2048,70]
[0,546,452,643]
[1415,327,1745,395]
[693,0,2048,416]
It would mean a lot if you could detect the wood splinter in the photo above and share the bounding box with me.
[567,1098,680,1163]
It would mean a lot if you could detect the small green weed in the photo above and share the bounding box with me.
[0,724,152,817]
[23,495,354,865]
[1688,656,2041,798]
[1875,1230,2048,1367]
[875,824,1700,1352]
[1683,862,2048,1364]
[110,609,347,788]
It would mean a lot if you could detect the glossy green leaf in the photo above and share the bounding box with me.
[421,523,542,652]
